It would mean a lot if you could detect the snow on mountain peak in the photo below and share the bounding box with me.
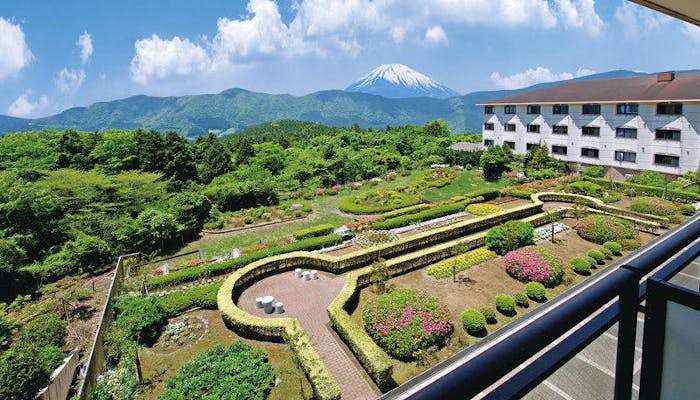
[346,64,460,99]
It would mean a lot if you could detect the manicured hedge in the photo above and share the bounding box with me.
[599,246,613,259]
[147,234,342,289]
[158,281,223,317]
[507,189,536,199]
[571,257,592,275]
[603,241,622,255]
[461,309,487,337]
[587,249,605,265]
[513,292,530,308]
[495,294,516,316]
[380,204,431,220]
[525,282,547,302]
[480,307,497,324]
[582,177,698,203]
[465,188,500,201]
[293,224,335,240]
[371,200,470,230]
[485,220,534,255]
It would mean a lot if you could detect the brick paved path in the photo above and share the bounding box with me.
[238,270,380,400]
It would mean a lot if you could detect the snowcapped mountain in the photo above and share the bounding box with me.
[345,64,460,99]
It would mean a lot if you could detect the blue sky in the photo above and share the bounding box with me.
[1,0,698,118]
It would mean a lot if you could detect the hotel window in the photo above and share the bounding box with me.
[504,123,516,132]
[526,105,541,114]
[484,105,494,114]
[582,126,600,136]
[552,125,568,134]
[614,151,636,162]
[655,129,680,141]
[527,124,540,133]
[582,104,601,115]
[616,127,637,138]
[581,148,599,158]
[504,105,517,114]
[484,139,494,146]
[504,141,515,150]
[526,143,538,150]
[552,104,569,114]
[654,154,680,167]
[656,103,682,115]
[616,103,638,114]
[484,122,494,130]
[551,145,567,155]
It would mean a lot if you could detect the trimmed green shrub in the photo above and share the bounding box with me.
[159,342,274,400]
[461,309,487,337]
[113,295,166,345]
[603,241,622,256]
[465,188,500,201]
[147,234,342,289]
[587,250,606,265]
[293,224,335,240]
[479,307,497,324]
[158,281,223,317]
[363,288,452,360]
[338,189,422,214]
[485,220,534,256]
[575,215,638,245]
[680,204,696,216]
[571,257,592,275]
[599,246,613,259]
[582,177,698,203]
[586,256,599,267]
[380,204,431,220]
[495,294,516,316]
[513,293,530,308]
[525,282,547,302]
[630,196,678,216]
[508,189,536,199]
[583,166,605,178]
[371,200,469,230]
[566,181,604,197]
[466,203,504,216]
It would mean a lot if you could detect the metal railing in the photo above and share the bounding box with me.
[381,213,700,400]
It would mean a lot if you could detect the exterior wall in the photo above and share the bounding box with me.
[482,102,700,174]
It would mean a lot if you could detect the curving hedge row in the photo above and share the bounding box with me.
[380,203,431,220]
[147,234,342,290]
[371,199,472,230]
[582,177,698,203]
[293,224,335,240]
[158,281,223,317]
[465,188,501,201]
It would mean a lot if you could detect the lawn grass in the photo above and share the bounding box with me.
[422,169,507,202]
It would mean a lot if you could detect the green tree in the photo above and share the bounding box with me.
[113,295,166,345]
[90,130,139,174]
[480,144,513,180]
[135,129,165,172]
[525,144,563,171]
[0,344,64,400]
[162,131,197,183]
[197,133,233,183]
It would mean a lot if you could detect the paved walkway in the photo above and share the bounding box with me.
[238,270,380,400]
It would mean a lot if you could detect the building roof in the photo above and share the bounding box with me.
[481,72,700,105]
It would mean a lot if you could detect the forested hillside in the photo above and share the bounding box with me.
[0,120,479,301]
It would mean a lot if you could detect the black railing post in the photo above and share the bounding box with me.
[614,266,640,400]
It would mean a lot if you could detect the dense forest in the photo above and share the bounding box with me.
[0,120,480,301]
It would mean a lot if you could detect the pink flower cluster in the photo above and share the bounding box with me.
[504,249,552,283]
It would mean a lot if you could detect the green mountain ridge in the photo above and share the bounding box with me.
[3,69,693,137]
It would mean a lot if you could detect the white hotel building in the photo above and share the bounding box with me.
[480,72,700,175]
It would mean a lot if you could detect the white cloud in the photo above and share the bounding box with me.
[614,1,671,39]
[77,31,93,64]
[130,34,211,84]
[0,17,33,80]
[682,22,700,44]
[56,68,86,94]
[555,0,604,36]
[424,25,448,46]
[7,91,50,117]
[490,66,595,89]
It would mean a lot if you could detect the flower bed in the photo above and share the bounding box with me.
[338,189,423,214]
[353,230,400,249]
[466,203,504,216]
[504,247,564,287]
[426,247,497,279]
[574,215,638,245]
[371,199,474,230]
[411,168,458,189]
[629,196,679,216]
[363,288,452,360]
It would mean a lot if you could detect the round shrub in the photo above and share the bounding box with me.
[575,215,638,244]
[603,241,622,256]
[503,247,564,287]
[466,203,504,216]
[599,246,613,259]
[113,295,166,345]
[513,293,530,308]
[363,288,452,360]
[587,250,606,265]
[461,309,487,337]
[566,181,604,197]
[485,220,534,256]
[571,257,592,275]
[495,294,516,316]
[679,204,695,216]
[525,282,547,302]
[479,307,497,324]
[629,196,678,216]
[586,256,599,267]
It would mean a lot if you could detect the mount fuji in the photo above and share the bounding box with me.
[345,64,460,99]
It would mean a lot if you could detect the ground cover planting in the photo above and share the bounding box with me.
[574,215,638,245]
[339,189,423,214]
